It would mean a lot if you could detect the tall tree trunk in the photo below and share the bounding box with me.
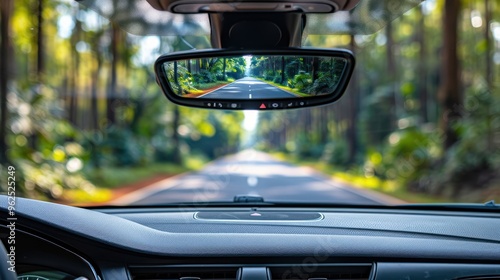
[171,106,181,164]
[417,5,428,124]
[330,58,334,78]
[311,57,319,81]
[186,59,192,73]
[484,0,492,89]
[0,0,13,164]
[68,12,81,127]
[438,0,461,149]
[222,58,226,80]
[29,0,45,150]
[347,36,359,164]
[107,23,119,126]
[386,21,396,77]
[173,60,180,95]
[484,0,493,150]
[91,47,102,130]
[386,21,399,128]
[36,0,44,77]
[280,56,285,84]
[68,65,79,127]
[319,106,329,144]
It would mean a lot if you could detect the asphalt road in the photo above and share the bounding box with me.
[199,77,298,99]
[113,150,403,206]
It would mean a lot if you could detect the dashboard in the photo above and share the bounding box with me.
[2,196,500,280]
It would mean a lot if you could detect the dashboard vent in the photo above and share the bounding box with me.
[129,264,372,280]
[269,264,372,280]
[129,266,239,280]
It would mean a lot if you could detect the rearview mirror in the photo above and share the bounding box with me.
[154,48,355,110]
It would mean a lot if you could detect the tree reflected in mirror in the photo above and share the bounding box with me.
[163,55,348,100]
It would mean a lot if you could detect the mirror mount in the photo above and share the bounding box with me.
[209,13,305,48]
[154,48,355,110]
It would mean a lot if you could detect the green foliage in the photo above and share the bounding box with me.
[287,134,324,159]
[165,63,194,95]
[321,140,350,166]
[1,0,245,202]
[85,163,191,189]
[1,84,93,197]
[226,70,243,80]
[185,115,241,159]
[226,57,246,80]
[4,0,500,205]
[285,59,301,78]
[372,127,439,184]
[263,70,275,81]
[307,73,335,95]
[369,89,500,198]
[193,69,216,84]
[291,73,312,91]
[101,127,152,166]
[359,86,396,146]
[427,90,500,194]
[273,74,282,84]
[215,73,226,81]
[15,159,96,200]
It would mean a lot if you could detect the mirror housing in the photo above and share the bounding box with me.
[154,48,355,110]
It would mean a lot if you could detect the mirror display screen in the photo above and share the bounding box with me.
[162,55,348,100]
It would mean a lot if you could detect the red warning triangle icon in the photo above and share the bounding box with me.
[259,103,266,109]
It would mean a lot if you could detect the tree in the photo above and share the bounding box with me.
[438,0,462,149]
[346,36,359,164]
[107,23,120,126]
[171,106,181,164]
[417,5,428,124]
[311,57,319,81]
[0,0,13,164]
[222,58,226,80]
[484,0,493,89]
[36,0,44,77]
[173,60,180,94]
[280,56,285,84]
[28,0,45,149]
[90,29,104,130]
[68,9,81,127]
[385,20,399,129]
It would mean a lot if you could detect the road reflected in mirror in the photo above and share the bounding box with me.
[162,55,348,99]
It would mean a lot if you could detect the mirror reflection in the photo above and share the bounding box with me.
[162,55,348,99]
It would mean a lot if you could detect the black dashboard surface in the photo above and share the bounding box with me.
[2,195,500,280]
[2,196,500,259]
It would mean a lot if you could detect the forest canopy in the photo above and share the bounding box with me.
[0,0,499,204]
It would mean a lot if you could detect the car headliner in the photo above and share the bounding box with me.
[75,0,424,37]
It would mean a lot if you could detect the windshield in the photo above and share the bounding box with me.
[0,0,499,206]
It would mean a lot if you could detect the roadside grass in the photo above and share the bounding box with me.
[271,152,449,204]
[255,78,311,97]
[195,80,233,90]
[61,188,113,204]
[183,80,234,97]
[84,162,194,189]
[63,158,207,204]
